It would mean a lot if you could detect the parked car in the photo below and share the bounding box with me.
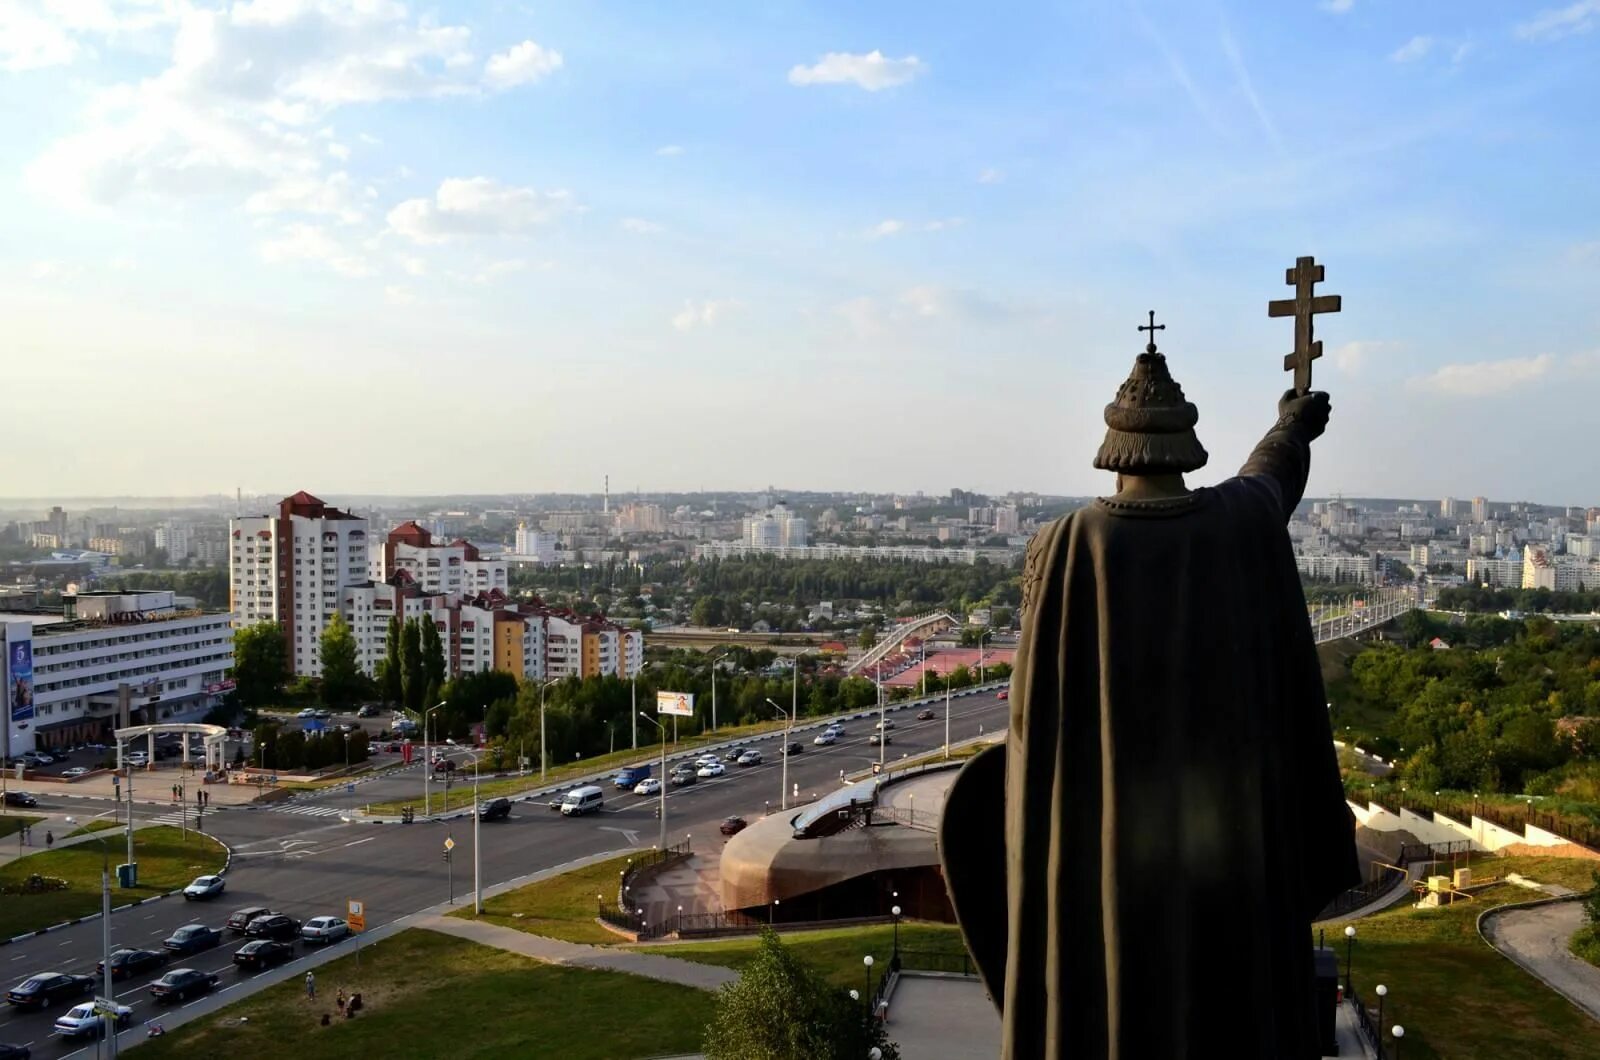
[233,939,295,971]
[812,732,836,746]
[149,968,219,1004]
[736,750,762,766]
[782,743,804,756]
[53,1002,132,1039]
[301,916,350,945]
[60,766,91,779]
[183,875,225,900]
[356,704,380,717]
[719,816,748,837]
[20,752,53,766]
[314,709,333,720]
[5,973,93,1009]
[916,709,936,720]
[633,778,662,796]
[162,923,222,955]
[296,708,317,719]
[695,755,720,768]
[2,791,37,808]
[670,770,697,787]
[696,762,726,778]
[245,914,301,942]
[125,751,149,767]
[98,948,167,982]
[226,906,275,934]
[478,797,512,821]
[868,734,891,745]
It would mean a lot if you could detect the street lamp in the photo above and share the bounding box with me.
[1391,1025,1404,1059]
[891,904,902,959]
[637,713,668,851]
[423,701,446,816]
[465,751,484,915]
[767,698,793,811]
[343,731,351,772]
[1375,984,1387,1040]
[538,678,560,780]
[863,954,875,1009]
[709,649,731,732]
[63,816,118,1056]
[1343,925,1356,993]
[978,629,989,684]
[943,670,952,760]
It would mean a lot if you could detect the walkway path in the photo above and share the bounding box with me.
[415,914,737,991]
[1482,900,1600,1023]
[0,813,157,870]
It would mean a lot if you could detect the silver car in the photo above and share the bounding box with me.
[301,916,350,944]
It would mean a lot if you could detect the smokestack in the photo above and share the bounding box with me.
[604,475,609,515]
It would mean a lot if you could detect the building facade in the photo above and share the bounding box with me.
[369,521,508,597]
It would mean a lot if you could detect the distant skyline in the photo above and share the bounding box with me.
[2,2,1597,502]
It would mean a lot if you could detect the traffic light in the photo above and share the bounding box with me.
[442,849,451,863]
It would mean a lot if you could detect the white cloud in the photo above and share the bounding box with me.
[387,178,576,244]
[1390,36,1434,63]
[788,50,926,91]
[384,284,416,305]
[259,223,371,277]
[1220,29,1281,149]
[1320,0,1355,13]
[1409,353,1555,396]
[358,132,382,146]
[1452,42,1474,64]
[327,142,351,161]
[467,258,533,284]
[0,4,78,71]
[1517,1,1600,41]
[899,286,945,317]
[672,299,740,332]
[484,39,563,89]
[396,254,427,277]
[655,144,685,156]
[866,218,962,239]
[28,260,82,281]
[1330,340,1402,375]
[869,219,905,239]
[245,172,364,224]
[1569,240,1600,262]
[977,168,1004,185]
[621,218,663,234]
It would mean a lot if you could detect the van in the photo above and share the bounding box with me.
[560,785,604,816]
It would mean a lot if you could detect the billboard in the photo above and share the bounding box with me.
[656,691,695,718]
[8,638,34,724]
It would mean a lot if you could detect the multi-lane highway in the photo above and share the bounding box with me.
[0,689,1012,1058]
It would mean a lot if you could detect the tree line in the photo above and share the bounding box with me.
[1436,585,1600,615]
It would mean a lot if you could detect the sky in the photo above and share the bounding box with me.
[2,1,1597,504]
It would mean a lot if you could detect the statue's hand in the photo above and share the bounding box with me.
[1278,389,1331,439]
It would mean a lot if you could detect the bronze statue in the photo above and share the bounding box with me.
[941,265,1358,1059]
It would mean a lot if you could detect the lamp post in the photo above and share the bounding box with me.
[466,751,483,914]
[423,701,445,816]
[943,671,952,760]
[539,678,560,780]
[1391,1025,1404,1059]
[709,649,730,732]
[1375,984,1387,1041]
[767,698,793,811]
[978,629,989,684]
[1343,925,1356,994]
[343,731,351,772]
[631,674,638,750]
[863,954,875,1009]
[637,713,668,850]
[63,816,117,1057]
[891,904,902,960]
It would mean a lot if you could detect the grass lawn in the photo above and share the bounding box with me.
[130,928,714,1060]
[1328,856,1600,1060]
[1572,924,1600,969]
[640,922,969,991]
[0,814,43,840]
[450,853,637,945]
[0,826,226,939]
[66,818,123,837]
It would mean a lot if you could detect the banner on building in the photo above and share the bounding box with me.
[9,638,34,724]
[656,691,695,717]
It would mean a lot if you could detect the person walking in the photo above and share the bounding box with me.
[305,971,316,1000]
[45,830,53,849]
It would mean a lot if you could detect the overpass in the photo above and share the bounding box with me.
[848,610,960,675]
[1309,586,1428,645]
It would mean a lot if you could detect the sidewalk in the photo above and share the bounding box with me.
[415,914,737,991]
[0,812,156,871]
[1481,898,1600,1023]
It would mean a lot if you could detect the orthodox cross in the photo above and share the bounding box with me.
[1268,255,1341,394]
[1137,309,1165,353]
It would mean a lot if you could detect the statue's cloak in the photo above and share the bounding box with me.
[942,427,1359,1059]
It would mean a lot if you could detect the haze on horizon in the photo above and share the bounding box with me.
[2,2,1596,504]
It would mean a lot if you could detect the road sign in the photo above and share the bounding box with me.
[443,837,455,852]
[94,997,121,1015]
[347,899,366,933]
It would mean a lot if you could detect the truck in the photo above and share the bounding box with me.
[613,763,652,789]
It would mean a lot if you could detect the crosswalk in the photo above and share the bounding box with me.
[145,809,201,827]
[263,803,347,818]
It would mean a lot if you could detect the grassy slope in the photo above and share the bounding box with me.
[0,814,44,840]
[449,853,636,945]
[640,922,968,991]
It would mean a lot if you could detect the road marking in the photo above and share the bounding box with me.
[59,940,75,947]
[342,837,375,848]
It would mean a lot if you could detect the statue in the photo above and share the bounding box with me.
[941,262,1359,1059]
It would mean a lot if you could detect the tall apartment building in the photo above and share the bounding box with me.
[1471,496,1489,523]
[995,505,1020,536]
[1467,552,1524,588]
[1440,497,1460,518]
[229,491,370,677]
[154,522,194,561]
[743,501,807,549]
[369,521,508,597]
[513,523,558,564]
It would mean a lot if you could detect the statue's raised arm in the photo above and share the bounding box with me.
[1237,389,1331,521]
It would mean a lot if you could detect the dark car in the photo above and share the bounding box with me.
[721,747,744,763]
[162,923,222,955]
[0,1042,31,1058]
[1,791,37,808]
[98,948,167,981]
[227,906,274,933]
[719,816,748,837]
[782,742,804,756]
[245,914,301,942]
[233,940,295,972]
[670,770,697,787]
[917,709,936,720]
[5,972,93,1009]
[149,968,219,1003]
[356,704,380,718]
[433,759,457,772]
[478,797,512,821]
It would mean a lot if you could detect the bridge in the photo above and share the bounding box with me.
[848,610,960,675]
[1309,586,1428,645]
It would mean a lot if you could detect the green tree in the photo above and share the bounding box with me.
[380,615,403,706]
[319,614,364,709]
[858,624,880,650]
[692,595,727,627]
[702,930,899,1060]
[399,617,424,712]
[421,615,446,710]
[232,621,287,708]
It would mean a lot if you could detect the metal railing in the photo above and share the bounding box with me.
[1316,865,1405,921]
[897,948,976,976]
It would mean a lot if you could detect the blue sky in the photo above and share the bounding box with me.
[2,1,1596,503]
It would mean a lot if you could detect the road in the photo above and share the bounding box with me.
[0,689,1013,1058]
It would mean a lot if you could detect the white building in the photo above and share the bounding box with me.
[229,491,370,677]
[2,591,234,758]
[743,501,807,550]
[154,522,194,562]
[369,521,508,597]
[514,523,559,564]
[1467,552,1524,588]
[1294,553,1376,584]
[995,506,1020,536]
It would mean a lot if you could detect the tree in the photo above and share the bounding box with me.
[399,618,424,712]
[233,621,287,708]
[319,614,364,710]
[380,615,403,706]
[421,615,446,710]
[703,929,899,1060]
[858,624,880,650]
[692,595,727,627]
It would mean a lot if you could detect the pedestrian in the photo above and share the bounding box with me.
[305,971,316,1000]
[336,988,347,1012]
[45,830,53,849]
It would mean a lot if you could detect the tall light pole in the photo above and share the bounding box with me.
[466,751,483,915]
[919,640,926,698]
[423,701,445,816]
[709,649,730,732]
[875,663,886,769]
[978,629,989,684]
[538,678,559,780]
[944,670,952,760]
[64,816,117,1057]
[637,713,667,850]
[766,698,792,811]
[631,674,638,750]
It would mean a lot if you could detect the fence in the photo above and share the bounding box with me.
[1384,793,1600,856]
[897,948,977,976]
[599,839,693,938]
[1316,865,1405,921]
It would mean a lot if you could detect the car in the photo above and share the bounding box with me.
[0,1042,31,1059]
[53,1001,132,1039]
[721,747,744,763]
[60,766,91,779]
[812,732,836,745]
[695,755,720,768]
[125,751,149,766]
[302,916,350,944]
[433,759,457,772]
[998,689,1009,700]
[356,704,380,717]
[314,709,333,720]
[149,968,219,1003]
[868,733,891,745]
[296,708,317,719]
[736,750,762,766]
[21,752,53,766]
[163,923,222,955]
[719,816,748,837]
[917,709,936,720]
[226,906,275,934]
[696,762,726,778]
[670,770,697,787]
[245,914,301,942]
[633,778,662,796]
[98,948,168,982]
[5,972,93,1009]
[233,939,295,971]
[478,797,512,821]
[183,874,226,900]
[2,791,37,808]
[824,724,845,736]
[875,719,895,731]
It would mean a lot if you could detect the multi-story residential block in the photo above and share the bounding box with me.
[369,521,508,597]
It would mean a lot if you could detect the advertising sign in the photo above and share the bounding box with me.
[8,638,34,724]
[347,899,366,933]
[656,691,695,718]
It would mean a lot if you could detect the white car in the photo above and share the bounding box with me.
[812,732,837,746]
[695,755,720,768]
[55,1001,133,1038]
[125,752,149,767]
[824,724,844,736]
[875,719,895,731]
[297,708,317,719]
[301,916,350,944]
[182,875,225,901]
[696,762,726,778]
[633,778,662,796]
[61,766,91,778]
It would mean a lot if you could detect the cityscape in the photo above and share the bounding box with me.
[3,2,1599,1060]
